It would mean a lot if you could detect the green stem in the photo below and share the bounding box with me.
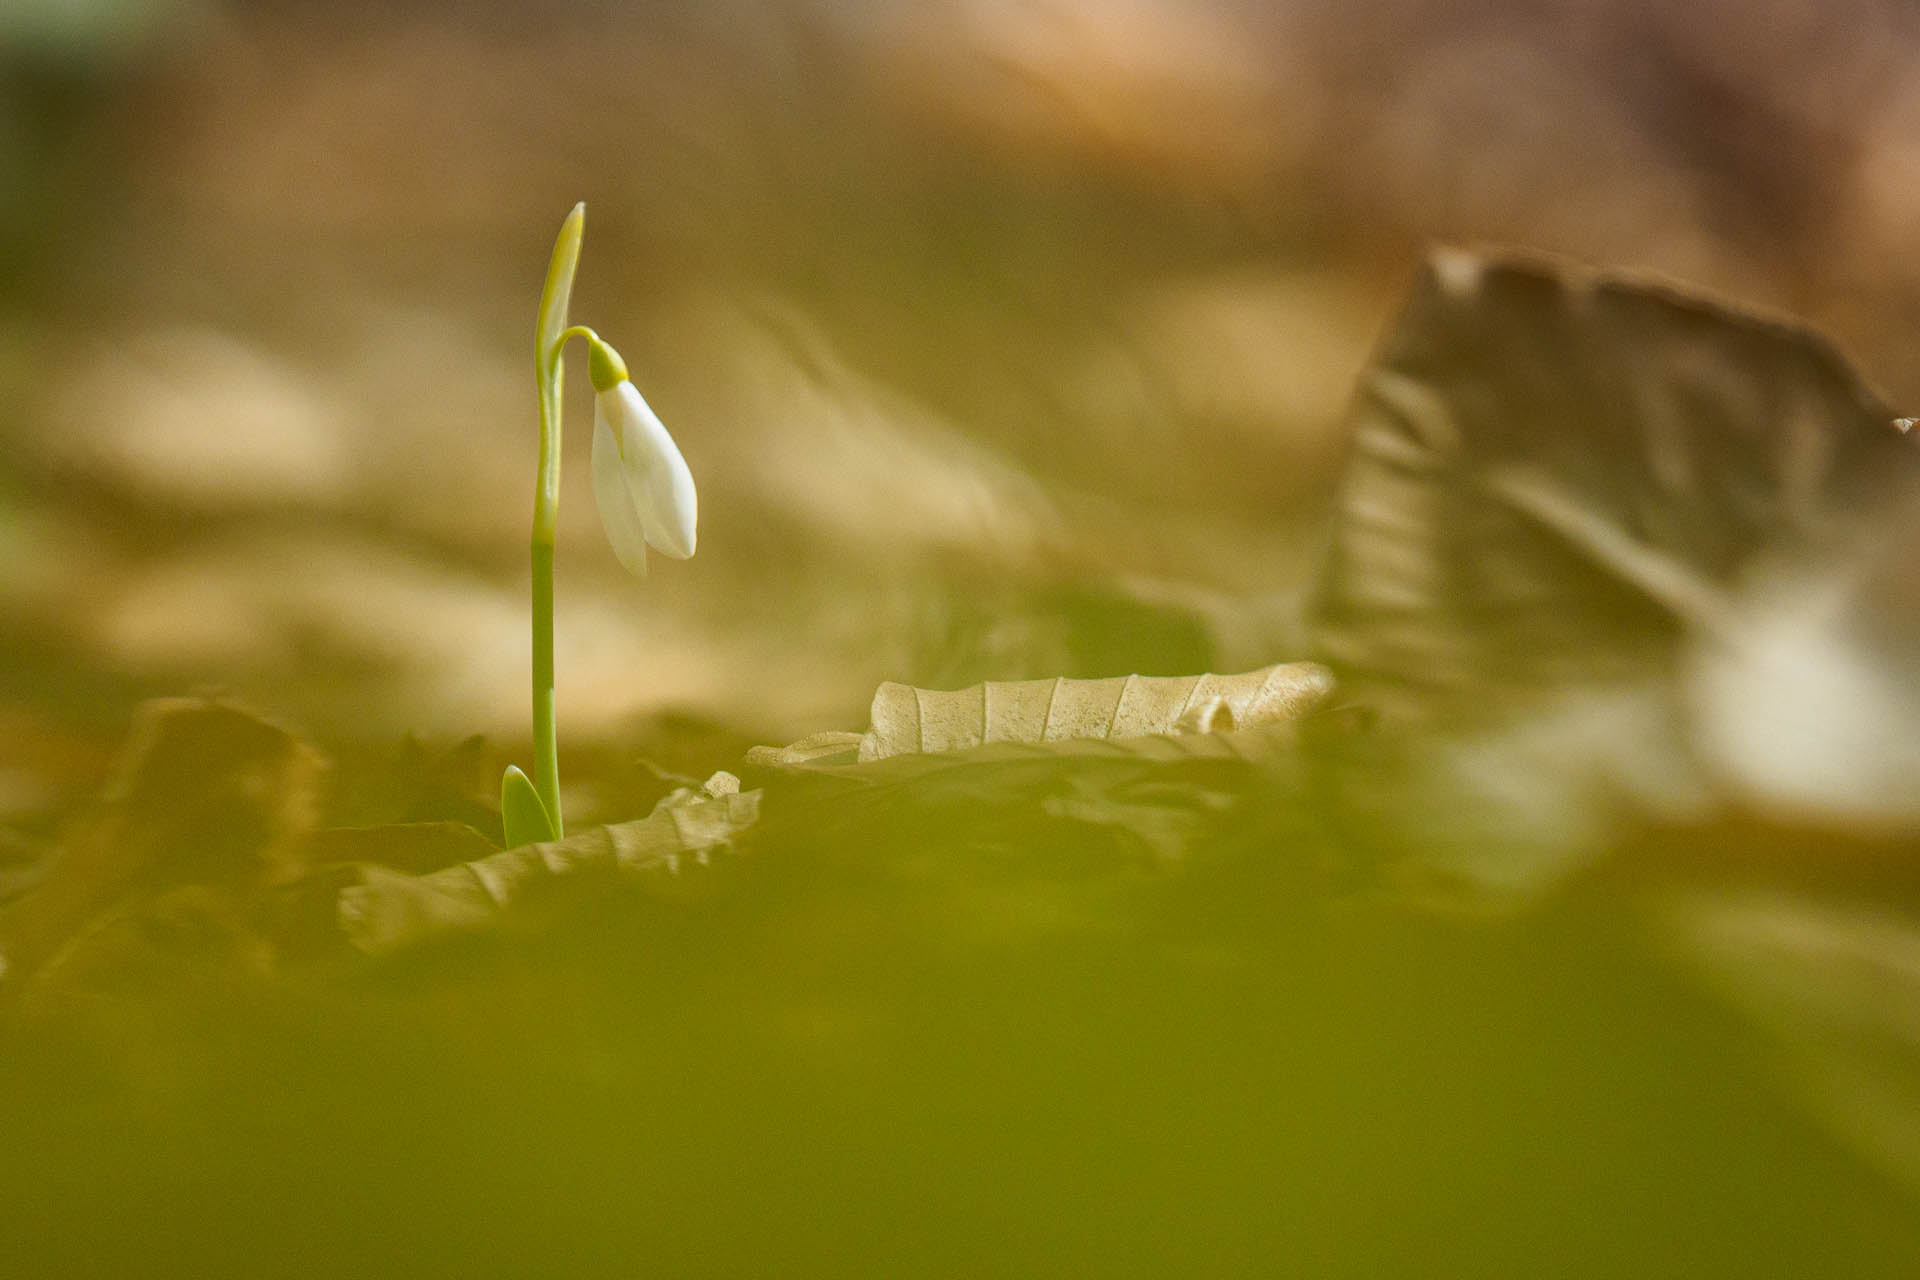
[529,202,586,837]
[531,338,564,836]
[531,538,559,835]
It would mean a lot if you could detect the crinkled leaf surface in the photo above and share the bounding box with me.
[745,662,1335,771]
[343,665,1336,955]
[341,773,760,955]
[860,662,1334,760]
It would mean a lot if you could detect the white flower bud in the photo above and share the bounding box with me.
[587,339,696,576]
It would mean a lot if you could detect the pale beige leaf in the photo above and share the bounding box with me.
[339,776,761,956]
[743,731,865,770]
[856,662,1334,762]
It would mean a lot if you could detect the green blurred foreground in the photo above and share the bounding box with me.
[3,717,1916,1277]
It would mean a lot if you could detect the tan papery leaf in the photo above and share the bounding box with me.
[339,774,760,956]
[854,663,1334,762]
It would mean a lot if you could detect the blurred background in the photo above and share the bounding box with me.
[4,0,1920,827]
[11,7,1920,1272]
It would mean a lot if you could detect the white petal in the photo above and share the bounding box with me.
[591,401,650,577]
[611,381,697,560]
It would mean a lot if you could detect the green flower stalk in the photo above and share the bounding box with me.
[503,203,698,848]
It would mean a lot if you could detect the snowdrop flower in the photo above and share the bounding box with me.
[586,335,697,576]
[506,203,705,846]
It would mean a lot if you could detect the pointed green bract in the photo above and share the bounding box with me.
[537,202,585,378]
[501,764,558,848]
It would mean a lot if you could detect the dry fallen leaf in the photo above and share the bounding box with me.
[748,662,1335,768]
[1304,246,1920,886]
[862,663,1333,760]
[345,665,1337,955]
[338,773,760,956]
[1311,246,1917,727]
[0,699,323,993]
